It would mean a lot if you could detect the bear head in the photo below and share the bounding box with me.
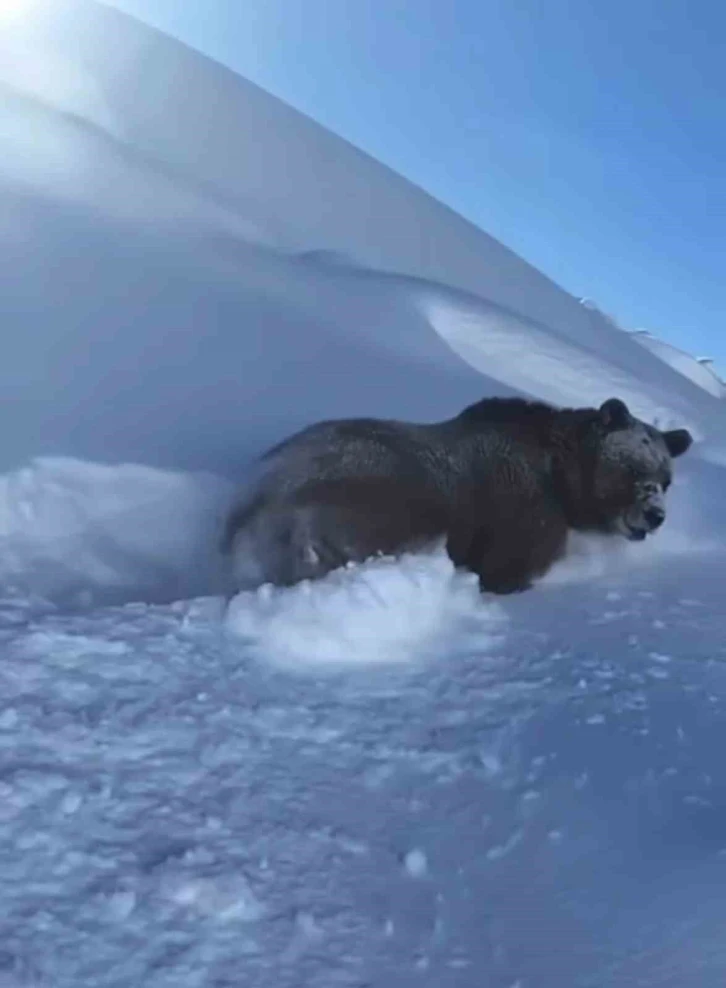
[585,397,692,541]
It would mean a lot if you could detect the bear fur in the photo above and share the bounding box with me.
[221,396,693,595]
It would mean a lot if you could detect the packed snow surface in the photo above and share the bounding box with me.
[2,2,726,985]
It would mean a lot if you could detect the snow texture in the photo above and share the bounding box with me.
[630,330,726,400]
[2,2,726,985]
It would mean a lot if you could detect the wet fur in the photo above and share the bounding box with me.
[222,397,692,595]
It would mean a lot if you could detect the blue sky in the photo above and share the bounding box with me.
[110,0,725,368]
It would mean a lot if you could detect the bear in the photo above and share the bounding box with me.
[220,396,693,595]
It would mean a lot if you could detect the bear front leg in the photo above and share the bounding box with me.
[462,526,534,594]
[447,514,567,595]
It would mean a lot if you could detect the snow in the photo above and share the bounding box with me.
[403,849,429,879]
[0,457,232,609]
[4,553,726,986]
[630,330,726,399]
[225,548,507,672]
[1,1,726,985]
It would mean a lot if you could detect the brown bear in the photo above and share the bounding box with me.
[221,396,693,595]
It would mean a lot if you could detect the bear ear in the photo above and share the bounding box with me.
[662,428,693,458]
[599,398,630,431]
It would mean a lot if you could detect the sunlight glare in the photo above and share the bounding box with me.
[0,0,41,19]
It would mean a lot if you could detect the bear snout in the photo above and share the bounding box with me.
[643,505,665,530]
[620,500,666,540]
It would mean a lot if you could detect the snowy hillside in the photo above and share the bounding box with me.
[631,330,726,399]
[2,2,726,986]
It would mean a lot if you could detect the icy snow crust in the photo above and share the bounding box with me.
[3,2,726,985]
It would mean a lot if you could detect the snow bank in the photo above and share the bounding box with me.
[0,457,232,608]
[1,0,722,475]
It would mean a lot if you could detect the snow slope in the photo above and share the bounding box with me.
[2,2,726,986]
[631,330,726,400]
